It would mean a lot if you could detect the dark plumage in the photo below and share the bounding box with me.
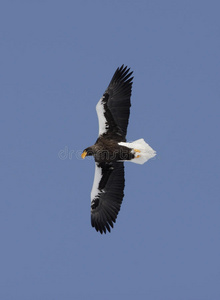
[81,65,156,234]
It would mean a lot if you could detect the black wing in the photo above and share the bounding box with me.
[91,161,125,234]
[96,65,133,140]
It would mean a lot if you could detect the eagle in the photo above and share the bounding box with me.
[81,65,156,234]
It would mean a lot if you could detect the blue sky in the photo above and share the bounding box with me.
[1,1,220,299]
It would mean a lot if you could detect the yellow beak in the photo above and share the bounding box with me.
[81,151,87,159]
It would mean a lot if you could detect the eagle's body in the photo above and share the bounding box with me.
[81,65,156,234]
[84,138,135,163]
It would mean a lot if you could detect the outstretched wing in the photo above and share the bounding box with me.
[91,161,125,234]
[96,65,133,140]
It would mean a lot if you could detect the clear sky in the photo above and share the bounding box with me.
[1,1,220,299]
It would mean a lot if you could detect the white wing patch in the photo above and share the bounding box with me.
[91,163,102,201]
[96,97,108,136]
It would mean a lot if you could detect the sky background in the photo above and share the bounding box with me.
[1,1,220,299]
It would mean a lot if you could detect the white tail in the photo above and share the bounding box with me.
[118,138,156,164]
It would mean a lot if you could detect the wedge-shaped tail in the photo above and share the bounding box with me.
[118,138,156,164]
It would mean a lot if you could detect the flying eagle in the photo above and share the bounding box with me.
[81,65,156,234]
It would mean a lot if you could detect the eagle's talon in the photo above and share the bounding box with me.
[134,149,141,153]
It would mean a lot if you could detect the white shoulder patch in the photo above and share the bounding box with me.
[96,97,108,136]
[91,163,102,201]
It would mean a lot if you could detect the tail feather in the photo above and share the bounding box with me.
[119,138,156,164]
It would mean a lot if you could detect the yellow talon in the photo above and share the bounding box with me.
[136,155,140,158]
[134,149,141,153]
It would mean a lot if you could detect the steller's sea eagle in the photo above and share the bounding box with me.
[81,65,156,234]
